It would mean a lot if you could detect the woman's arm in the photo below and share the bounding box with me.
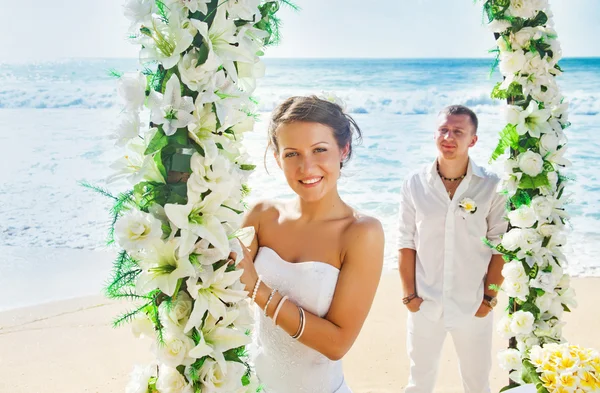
[243,216,384,360]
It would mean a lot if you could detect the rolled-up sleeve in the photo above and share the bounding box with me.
[397,178,417,250]
[486,187,508,255]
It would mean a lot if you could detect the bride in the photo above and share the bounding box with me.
[232,95,384,393]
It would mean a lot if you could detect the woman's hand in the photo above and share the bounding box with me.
[230,240,259,294]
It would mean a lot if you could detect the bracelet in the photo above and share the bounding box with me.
[264,289,277,316]
[296,307,306,339]
[251,276,262,305]
[402,293,417,305]
[273,295,288,325]
[291,305,305,339]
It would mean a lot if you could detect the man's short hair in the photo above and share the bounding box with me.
[439,105,478,134]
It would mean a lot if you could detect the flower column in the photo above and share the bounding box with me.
[482,0,577,387]
[105,1,286,392]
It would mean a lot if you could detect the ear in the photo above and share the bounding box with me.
[340,143,350,161]
[274,150,282,169]
[469,134,478,148]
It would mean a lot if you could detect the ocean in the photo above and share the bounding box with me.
[1,57,599,311]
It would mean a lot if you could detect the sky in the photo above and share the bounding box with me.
[0,0,598,61]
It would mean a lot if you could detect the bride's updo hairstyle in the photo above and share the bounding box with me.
[266,95,362,169]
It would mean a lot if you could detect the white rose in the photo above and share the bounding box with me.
[530,271,558,293]
[490,20,512,33]
[507,0,538,19]
[498,349,523,371]
[502,228,523,251]
[535,291,556,312]
[118,72,147,111]
[518,228,544,253]
[198,359,246,392]
[508,205,537,228]
[178,48,220,92]
[499,49,527,76]
[131,313,155,339]
[518,150,544,177]
[115,209,163,253]
[502,260,529,282]
[503,278,530,302]
[160,292,193,329]
[510,311,535,335]
[511,27,539,50]
[156,366,193,393]
[155,330,196,367]
[538,223,558,237]
[531,196,553,221]
[126,363,157,393]
[497,315,515,339]
[516,334,540,353]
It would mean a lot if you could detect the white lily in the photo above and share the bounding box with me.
[190,8,255,82]
[188,152,236,199]
[136,238,196,296]
[184,263,248,332]
[107,138,166,185]
[499,49,527,77]
[188,312,251,371]
[139,15,194,69]
[187,103,219,164]
[164,0,211,14]
[126,363,157,393]
[192,238,229,266]
[164,189,239,257]
[112,112,141,147]
[149,74,195,136]
[123,0,155,31]
[514,101,553,138]
[118,72,147,112]
[226,0,262,21]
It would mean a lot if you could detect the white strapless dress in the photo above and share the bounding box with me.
[251,247,352,393]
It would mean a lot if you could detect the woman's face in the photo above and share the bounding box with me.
[275,121,347,202]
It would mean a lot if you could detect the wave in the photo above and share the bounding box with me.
[1,86,598,115]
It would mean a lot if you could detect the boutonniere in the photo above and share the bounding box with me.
[459,198,477,215]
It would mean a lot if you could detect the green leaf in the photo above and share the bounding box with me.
[490,124,519,162]
[519,174,549,190]
[145,127,169,155]
[511,189,532,209]
[153,151,167,180]
[562,304,571,312]
[239,164,256,171]
[525,11,548,28]
[167,127,190,148]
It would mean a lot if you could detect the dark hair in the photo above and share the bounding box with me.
[439,105,478,134]
[267,95,362,169]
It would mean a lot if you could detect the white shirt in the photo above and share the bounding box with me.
[397,158,507,328]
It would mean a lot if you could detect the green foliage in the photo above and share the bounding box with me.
[490,124,519,162]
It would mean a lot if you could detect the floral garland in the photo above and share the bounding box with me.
[88,1,295,392]
[482,0,578,387]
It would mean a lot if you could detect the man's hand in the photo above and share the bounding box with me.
[405,297,424,313]
[475,300,492,318]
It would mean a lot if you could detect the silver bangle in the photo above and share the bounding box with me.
[264,288,277,316]
[291,306,305,339]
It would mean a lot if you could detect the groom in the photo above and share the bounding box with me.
[397,105,507,393]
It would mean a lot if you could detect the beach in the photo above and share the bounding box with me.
[1,273,598,393]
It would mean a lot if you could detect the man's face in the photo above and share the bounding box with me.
[435,113,478,160]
